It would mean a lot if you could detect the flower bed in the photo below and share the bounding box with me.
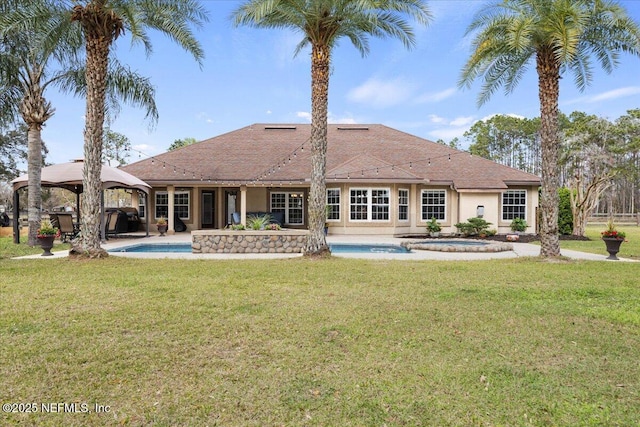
[191,230,309,254]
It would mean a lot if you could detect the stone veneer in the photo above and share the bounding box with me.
[191,230,309,254]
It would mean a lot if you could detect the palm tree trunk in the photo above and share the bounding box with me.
[536,48,561,257]
[75,33,109,257]
[304,43,330,256]
[20,66,53,247]
[26,124,43,246]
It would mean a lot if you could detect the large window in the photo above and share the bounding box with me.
[502,190,527,220]
[155,191,190,220]
[398,189,409,221]
[271,192,304,225]
[349,188,390,222]
[326,189,340,221]
[421,190,446,221]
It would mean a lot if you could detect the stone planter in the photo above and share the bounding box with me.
[603,237,624,260]
[38,235,55,256]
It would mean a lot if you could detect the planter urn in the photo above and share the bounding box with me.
[602,238,624,260]
[38,235,55,256]
[157,224,168,236]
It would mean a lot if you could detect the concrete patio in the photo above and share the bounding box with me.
[15,232,636,262]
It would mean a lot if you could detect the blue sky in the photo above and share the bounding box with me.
[42,0,640,166]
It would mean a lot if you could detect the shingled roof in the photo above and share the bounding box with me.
[121,124,541,190]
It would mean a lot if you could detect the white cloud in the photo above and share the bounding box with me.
[416,87,457,104]
[196,112,213,124]
[449,116,475,127]
[428,114,446,124]
[564,86,640,106]
[266,110,272,115]
[296,111,311,122]
[347,77,415,108]
[589,86,640,102]
[428,128,467,141]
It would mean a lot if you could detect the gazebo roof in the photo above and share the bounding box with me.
[12,159,151,194]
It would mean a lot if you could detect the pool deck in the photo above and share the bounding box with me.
[15,232,636,262]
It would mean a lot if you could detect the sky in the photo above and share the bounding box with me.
[38,0,640,167]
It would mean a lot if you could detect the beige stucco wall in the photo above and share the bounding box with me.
[143,183,539,236]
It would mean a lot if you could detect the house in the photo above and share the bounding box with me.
[121,124,540,236]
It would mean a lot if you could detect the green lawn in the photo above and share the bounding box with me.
[1,243,639,426]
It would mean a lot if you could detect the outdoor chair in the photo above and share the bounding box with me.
[232,212,241,225]
[50,213,78,242]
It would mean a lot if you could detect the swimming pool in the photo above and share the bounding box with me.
[109,243,192,253]
[109,242,410,254]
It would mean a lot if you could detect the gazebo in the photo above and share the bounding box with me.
[11,159,151,244]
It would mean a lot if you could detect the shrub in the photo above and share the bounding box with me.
[510,217,527,232]
[558,187,573,235]
[247,214,272,230]
[455,217,492,236]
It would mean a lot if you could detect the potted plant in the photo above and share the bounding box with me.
[426,217,442,237]
[37,219,60,256]
[601,220,627,260]
[156,216,168,236]
[507,217,527,241]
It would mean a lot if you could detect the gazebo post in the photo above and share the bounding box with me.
[145,192,149,237]
[13,188,20,244]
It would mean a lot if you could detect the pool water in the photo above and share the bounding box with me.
[109,243,192,253]
[329,243,410,253]
[110,242,410,254]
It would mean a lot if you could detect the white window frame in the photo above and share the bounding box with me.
[349,187,391,222]
[271,191,304,225]
[502,190,527,221]
[421,189,447,221]
[155,191,190,221]
[138,192,146,219]
[398,188,409,222]
[326,188,340,222]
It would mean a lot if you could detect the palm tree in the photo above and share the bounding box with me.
[0,0,159,247]
[67,0,207,257]
[0,0,82,245]
[233,0,432,256]
[459,0,640,258]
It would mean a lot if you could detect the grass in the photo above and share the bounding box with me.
[1,243,639,426]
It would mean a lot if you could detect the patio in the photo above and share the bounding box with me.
[14,232,636,262]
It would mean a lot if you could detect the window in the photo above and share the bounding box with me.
[155,191,190,220]
[502,190,526,220]
[326,189,340,221]
[421,190,446,221]
[271,192,304,225]
[398,189,409,221]
[349,188,390,222]
[138,193,146,219]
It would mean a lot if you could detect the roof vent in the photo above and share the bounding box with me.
[337,126,369,131]
[264,126,297,130]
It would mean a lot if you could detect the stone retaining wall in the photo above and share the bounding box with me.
[192,230,309,254]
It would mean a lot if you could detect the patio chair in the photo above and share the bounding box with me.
[231,212,241,225]
[51,213,78,242]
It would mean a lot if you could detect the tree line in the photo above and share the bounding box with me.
[464,110,640,235]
